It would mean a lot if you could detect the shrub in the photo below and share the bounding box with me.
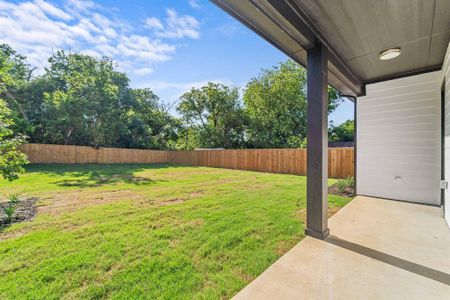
[344,176,355,188]
[336,176,354,193]
[3,204,15,222]
[8,192,20,204]
[2,193,21,223]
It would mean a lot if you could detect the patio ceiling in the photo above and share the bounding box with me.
[212,0,450,97]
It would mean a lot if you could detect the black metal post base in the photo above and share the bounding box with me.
[305,227,330,240]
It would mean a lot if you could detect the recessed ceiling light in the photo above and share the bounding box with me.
[379,48,401,60]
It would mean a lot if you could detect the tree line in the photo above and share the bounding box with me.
[1,43,354,153]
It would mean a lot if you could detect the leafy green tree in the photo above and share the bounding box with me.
[0,44,33,132]
[175,125,200,150]
[0,44,180,151]
[178,82,247,149]
[0,44,31,81]
[42,51,130,146]
[329,119,354,142]
[118,89,180,149]
[0,100,28,181]
[14,76,54,143]
[0,46,28,181]
[21,50,178,149]
[243,60,341,148]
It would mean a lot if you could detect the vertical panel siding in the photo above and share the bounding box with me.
[357,71,442,205]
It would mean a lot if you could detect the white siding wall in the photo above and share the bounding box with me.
[357,71,441,205]
[442,42,450,225]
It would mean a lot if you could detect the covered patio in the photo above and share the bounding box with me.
[233,196,450,299]
[212,0,450,298]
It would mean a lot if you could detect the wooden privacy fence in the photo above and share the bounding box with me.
[19,144,354,178]
[20,144,168,164]
[167,148,354,179]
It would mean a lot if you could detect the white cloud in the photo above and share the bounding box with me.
[117,35,175,62]
[35,0,72,20]
[188,0,201,9]
[0,0,196,76]
[133,67,154,76]
[64,0,98,15]
[147,9,200,40]
[145,17,163,30]
[217,21,241,37]
[80,48,102,58]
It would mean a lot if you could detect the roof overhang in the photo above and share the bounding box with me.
[212,0,450,97]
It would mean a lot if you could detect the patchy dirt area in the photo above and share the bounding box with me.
[160,198,185,206]
[0,198,38,228]
[328,183,354,197]
[159,189,205,206]
[37,190,144,215]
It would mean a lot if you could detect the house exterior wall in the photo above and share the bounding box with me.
[357,71,442,205]
[442,42,450,225]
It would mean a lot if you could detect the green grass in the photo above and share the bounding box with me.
[0,164,351,299]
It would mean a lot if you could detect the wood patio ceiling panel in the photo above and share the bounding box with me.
[213,0,450,96]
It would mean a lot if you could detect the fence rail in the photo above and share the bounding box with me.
[19,144,354,179]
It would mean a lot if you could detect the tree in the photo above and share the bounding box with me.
[0,46,28,181]
[117,89,181,149]
[243,60,341,148]
[0,45,181,150]
[14,76,54,143]
[0,44,30,80]
[329,119,354,142]
[0,100,28,181]
[15,50,179,150]
[177,82,247,149]
[41,51,130,146]
[0,44,33,132]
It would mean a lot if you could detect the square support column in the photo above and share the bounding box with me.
[305,43,329,239]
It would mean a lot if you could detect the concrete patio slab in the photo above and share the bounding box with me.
[233,196,450,299]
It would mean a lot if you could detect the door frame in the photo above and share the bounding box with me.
[442,79,446,209]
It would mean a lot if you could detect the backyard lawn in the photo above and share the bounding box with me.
[0,164,351,299]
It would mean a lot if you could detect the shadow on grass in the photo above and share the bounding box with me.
[54,174,157,188]
[24,163,193,188]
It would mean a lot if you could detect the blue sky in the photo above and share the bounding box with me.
[0,0,353,124]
